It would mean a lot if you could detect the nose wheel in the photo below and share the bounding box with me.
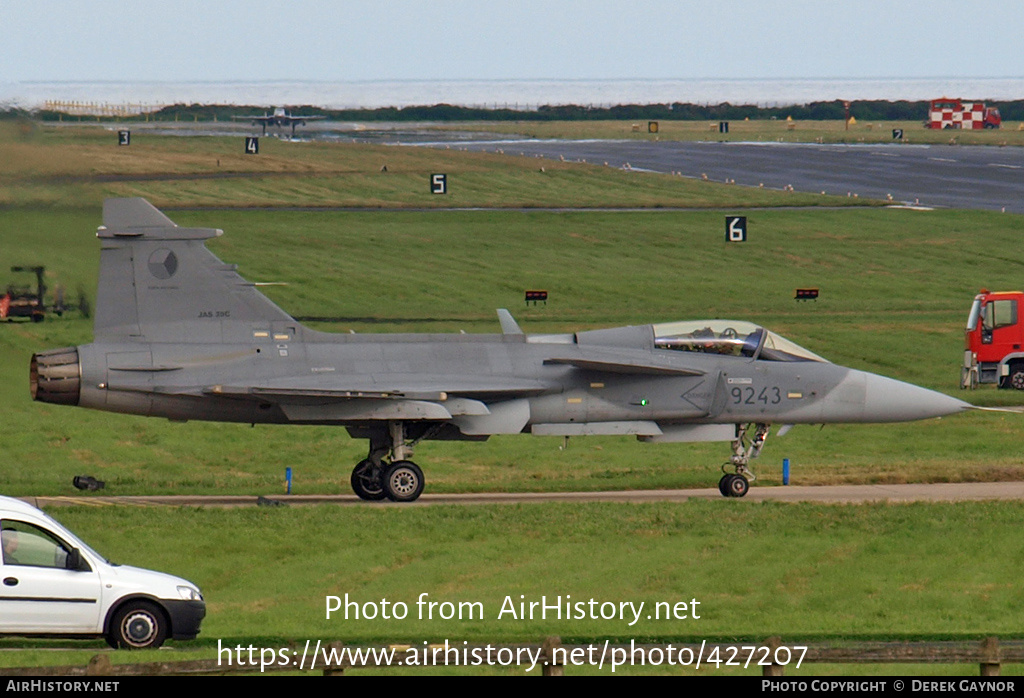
[718,473,749,498]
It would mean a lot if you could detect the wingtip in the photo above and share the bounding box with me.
[497,309,524,335]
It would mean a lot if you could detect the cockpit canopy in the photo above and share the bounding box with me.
[652,320,827,363]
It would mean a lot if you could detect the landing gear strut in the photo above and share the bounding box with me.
[718,423,770,498]
[349,421,429,502]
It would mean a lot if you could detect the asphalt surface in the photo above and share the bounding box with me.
[22,482,1024,508]
[423,138,1024,214]
[118,120,1024,214]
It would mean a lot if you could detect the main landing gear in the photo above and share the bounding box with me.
[718,423,770,498]
[350,421,428,502]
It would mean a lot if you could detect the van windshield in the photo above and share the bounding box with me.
[36,511,114,566]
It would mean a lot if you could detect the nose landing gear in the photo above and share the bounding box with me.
[718,423,770,498]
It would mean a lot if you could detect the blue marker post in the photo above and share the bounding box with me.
[782,458,790,486]
[285,467,292,494]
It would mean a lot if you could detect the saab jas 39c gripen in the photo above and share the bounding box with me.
[232,107,326,137]
[31,199,972,502]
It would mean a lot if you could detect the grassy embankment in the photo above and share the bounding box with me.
[0,122,867,209]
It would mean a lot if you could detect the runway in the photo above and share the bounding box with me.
[22,481,1024,509]
[425,138,1024,214]
[113,120,1024,214]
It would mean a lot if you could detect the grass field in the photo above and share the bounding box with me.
[3,501,1024,675]
[0,122,869,209]
[1,122,1023,673]
[4,205,1024,497]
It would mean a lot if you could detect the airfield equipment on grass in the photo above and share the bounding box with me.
[927,98,1001,130]
[2,266,47,322]
[30,199,973,501]
[2,266,81,322]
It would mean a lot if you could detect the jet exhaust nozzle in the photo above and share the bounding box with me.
[31,347,81,406]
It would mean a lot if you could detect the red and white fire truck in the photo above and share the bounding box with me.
[928,98,1001,130]
[962,290,1024,389]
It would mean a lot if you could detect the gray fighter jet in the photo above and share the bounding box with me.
[30,199,972,502]
[232,107,326,137]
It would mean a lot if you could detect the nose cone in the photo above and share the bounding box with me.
[852,370,972,422]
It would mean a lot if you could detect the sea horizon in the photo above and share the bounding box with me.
[2,77,1022,112]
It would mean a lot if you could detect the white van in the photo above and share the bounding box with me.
[0,495,205,649]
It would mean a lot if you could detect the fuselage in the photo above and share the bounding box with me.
[36,321,969,442]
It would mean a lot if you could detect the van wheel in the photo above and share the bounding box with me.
[107,601,168,649]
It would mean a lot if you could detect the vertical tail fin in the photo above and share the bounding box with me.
[95,198,296,342]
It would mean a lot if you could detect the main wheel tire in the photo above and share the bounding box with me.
[351,459,387,501]
[382,460,425,502]
[107,601,168,649]
[718,474,732,497]
[726,474,749,498]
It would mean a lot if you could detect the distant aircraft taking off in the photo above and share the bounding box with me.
[31,200,973,501]
[233,107,326,136]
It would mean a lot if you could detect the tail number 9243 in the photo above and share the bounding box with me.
[731,386,782,405]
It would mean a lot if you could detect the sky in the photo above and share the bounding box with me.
[2,0,1023,83]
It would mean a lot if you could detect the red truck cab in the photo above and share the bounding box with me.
[963,290,1024,388]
